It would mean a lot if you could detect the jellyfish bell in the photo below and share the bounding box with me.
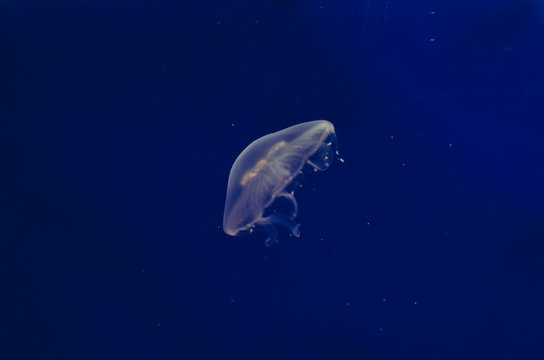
[223,120,342,246]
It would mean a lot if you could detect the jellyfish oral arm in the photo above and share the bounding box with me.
[261,222,278,247]
[277,191,298,217]
[260,212,301,246]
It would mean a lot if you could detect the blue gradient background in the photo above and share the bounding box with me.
[2,1,544,359]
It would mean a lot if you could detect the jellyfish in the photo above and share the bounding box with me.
[223,120,342,246]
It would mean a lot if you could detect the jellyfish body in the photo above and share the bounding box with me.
[223,120,341,246]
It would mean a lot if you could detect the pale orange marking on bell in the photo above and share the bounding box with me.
[240,141,287,187]
[240,159,267,186]
[267,140,286,157]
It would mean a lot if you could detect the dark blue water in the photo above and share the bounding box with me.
[2,1,544,359]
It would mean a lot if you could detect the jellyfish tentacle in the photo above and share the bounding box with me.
[307,142,334,170]
[329,133,345,163]
[307,159,324,170]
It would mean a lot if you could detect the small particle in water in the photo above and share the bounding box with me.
[430,38,436,42]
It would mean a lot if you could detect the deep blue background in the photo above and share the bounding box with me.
[2,0,544,359]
